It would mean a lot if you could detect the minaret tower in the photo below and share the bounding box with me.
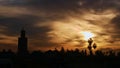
[18,29,28,54]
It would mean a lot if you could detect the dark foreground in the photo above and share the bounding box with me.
[0,49,120,68]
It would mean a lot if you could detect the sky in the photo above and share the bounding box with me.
[0,0,120,52]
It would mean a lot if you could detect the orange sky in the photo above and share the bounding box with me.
[0,0,120,52]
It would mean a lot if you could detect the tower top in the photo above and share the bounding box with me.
[20,28,26,38]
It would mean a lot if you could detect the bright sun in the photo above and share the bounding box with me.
[81,31,95,41]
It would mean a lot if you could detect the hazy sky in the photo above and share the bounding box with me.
[0,0,120,51]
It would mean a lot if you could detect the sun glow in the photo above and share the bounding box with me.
[81,31,95,41]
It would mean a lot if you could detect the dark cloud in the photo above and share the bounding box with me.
[27,0,80,12]
[110,15,120,42]
[0,14,63,36]
[83,0,120,10]
[3,0,120,12]
[111,15,120,29]
[0,15,39,36]
[2,0,120,19]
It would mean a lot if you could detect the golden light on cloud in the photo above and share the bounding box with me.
[0,34,17,45]
[46,9,119,50]
[81,31,95,41]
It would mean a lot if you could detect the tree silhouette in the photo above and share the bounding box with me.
[93,43,97,49]
[88,38,93,55]
[87,38,97,55]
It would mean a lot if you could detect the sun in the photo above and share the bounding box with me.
[81,31,95,41]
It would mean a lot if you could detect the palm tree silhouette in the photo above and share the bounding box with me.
[87,38,97,55]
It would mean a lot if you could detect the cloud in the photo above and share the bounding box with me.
[111,15,120,29]
[110,14,120,43]
[0,15,39,36]
[12,0,120,13]
[0,0,120,51]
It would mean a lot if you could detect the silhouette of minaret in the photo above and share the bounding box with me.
[17,29,28,54]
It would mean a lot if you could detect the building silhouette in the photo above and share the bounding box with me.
[17,29,28,54]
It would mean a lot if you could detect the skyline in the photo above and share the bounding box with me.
[0,0,120,51]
